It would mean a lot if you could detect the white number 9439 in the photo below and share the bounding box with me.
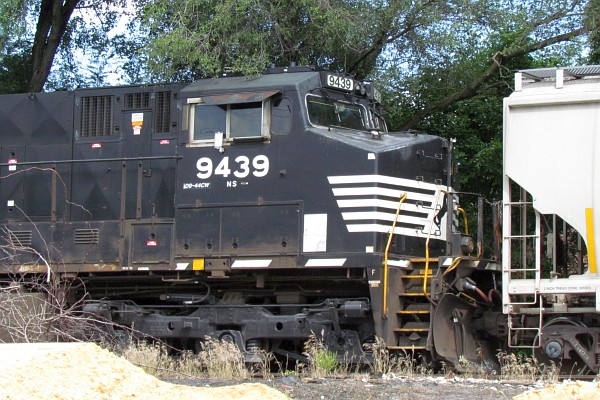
[196,155,269,179]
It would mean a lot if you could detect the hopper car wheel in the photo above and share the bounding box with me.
[533,318,591,376]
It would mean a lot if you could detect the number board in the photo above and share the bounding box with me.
[325,74,354,92]
[372,87,382,103]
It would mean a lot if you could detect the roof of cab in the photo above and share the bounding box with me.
[179,70,319,98]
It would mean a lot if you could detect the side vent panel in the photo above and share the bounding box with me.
[74,228,99,245]
[8,231,32,247]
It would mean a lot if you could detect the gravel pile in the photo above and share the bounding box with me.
[514,380,600,400]
[0,343,288,400]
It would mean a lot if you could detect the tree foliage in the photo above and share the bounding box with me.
[0,0,28,53]
[138,0,454,80]
[0,0,130,93]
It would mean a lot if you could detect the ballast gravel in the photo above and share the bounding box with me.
[1,342,600,399]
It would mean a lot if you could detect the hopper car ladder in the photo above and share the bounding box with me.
[503,189,543,350]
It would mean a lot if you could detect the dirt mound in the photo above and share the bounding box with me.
[513,381,600,400]
[0,342,288,400]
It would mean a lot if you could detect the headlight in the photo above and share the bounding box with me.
[460,235,475,255]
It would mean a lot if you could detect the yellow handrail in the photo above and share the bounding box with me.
[458,207,468,235]
[382,192,407,319]
[443,256,462,276]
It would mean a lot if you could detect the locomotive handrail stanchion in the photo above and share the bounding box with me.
[136,161,143,220]
[51,163,57,224]
[458,207,468,235]
[423,189,447,296]
[382,192,407,319]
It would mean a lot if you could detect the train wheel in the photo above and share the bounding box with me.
[533,318,591,376]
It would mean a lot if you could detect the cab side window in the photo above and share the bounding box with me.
[188,96,271,146]
[230,102,262,138]
[193,105,226,141]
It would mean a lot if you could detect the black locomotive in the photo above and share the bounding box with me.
[0,65,499,367]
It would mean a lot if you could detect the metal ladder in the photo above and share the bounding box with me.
[393,262,436,350]
[502,189,543,349]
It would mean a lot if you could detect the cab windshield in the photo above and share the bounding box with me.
[306,95,366,131]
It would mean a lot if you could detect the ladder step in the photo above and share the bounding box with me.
[399,292,429,297]
[507,268,538,272]
[504,234,539,239]
[394,322,430,332]
[509,327,540,332]
[402,273,433,279]
[398,303,431,314]
[388,345,427,351]
[409,258,438,263]
[399,285,429,296]
[396,335,427,346]
[504,201,533,206]
[390,335,428,350]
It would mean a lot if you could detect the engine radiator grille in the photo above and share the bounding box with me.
[80,95,114,137]
[154,91,171,133]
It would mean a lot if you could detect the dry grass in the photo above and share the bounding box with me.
[119,337,561,383]
[120,341,178,378]
[197,337,249,379]
[363,337,432,378]
[120,337,249,380]
[497,351,559,382]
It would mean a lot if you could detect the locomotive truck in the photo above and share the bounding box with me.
[0,64,598,374]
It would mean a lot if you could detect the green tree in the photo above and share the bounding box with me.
[29,0,81,92]
[138,0,451,80]
[0,0,129,93]
[378,0,593,130]
[586,0,600,62]
[0,41,31,93]
[0,0,27,53]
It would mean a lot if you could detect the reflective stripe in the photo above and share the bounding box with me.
[231,259,272,268]
[586,208,597,274]
[386,259,410,268]
[305,258,346,267]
